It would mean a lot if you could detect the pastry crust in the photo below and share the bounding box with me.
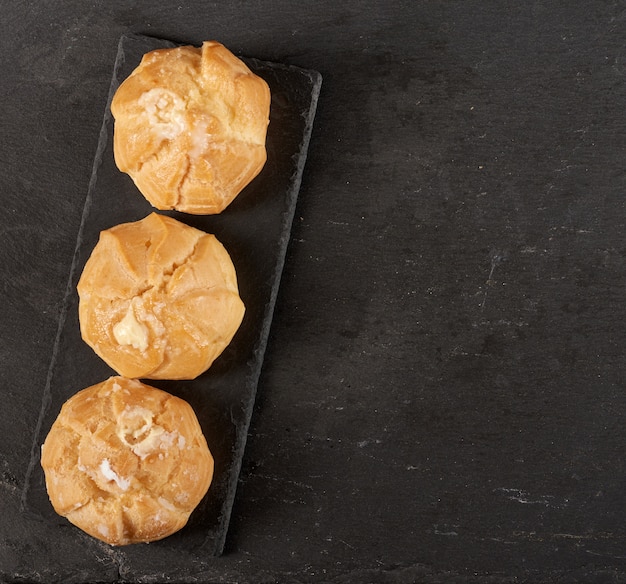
[77,212,245,380]
[111,41,271,214]
[41,376,214,545]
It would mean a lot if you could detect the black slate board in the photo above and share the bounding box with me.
[21,33,321,559]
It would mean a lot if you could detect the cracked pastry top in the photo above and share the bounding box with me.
[41,376,214,545]
[110,41,271,214]
[77,212,245,380]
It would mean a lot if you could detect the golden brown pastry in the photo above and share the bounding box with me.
[41,376,214,545]
[111,41,271,214]
[77,212,245,380]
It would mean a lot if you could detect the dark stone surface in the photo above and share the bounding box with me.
[2,2,626,583]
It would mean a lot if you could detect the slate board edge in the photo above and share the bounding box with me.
[213,64,322,556]
[19,33,135,514]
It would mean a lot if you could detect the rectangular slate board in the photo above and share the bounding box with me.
[21,33,321,560]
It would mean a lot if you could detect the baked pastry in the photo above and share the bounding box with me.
[40,376,214,545]
[111,41,271,214]
[77,212,245,380]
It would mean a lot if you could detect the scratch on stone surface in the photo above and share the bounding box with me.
[585,549,626,560]
[0,476,18,494]
[255,473,314,491]
[486,536,518,545]
[357,438,382,448]
[520,245,538,254]
[0,458,19,494]
[508,530,626,544]
[494,487,566,508]
[434,524,459,536]
[480,251,504,310]
[338,537,356,550]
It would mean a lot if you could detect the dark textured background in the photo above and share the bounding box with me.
[2,2,626,582]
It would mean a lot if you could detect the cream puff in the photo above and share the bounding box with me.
[111,41,271,214]
[77,212,245,380]
[40,376,214,545]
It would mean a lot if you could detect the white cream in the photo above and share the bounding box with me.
[113,301,149,351]
[100,458,131,491]
[117,406,180,459]
[130,425,165,459]
[189,120,212,160]
[139,88,187,140]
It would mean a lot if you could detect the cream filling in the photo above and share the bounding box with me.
[117,405,180,460]
[113,301,149,351]
[139,88,187,141]
[189,120,212,160]
[99,458,131,491]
